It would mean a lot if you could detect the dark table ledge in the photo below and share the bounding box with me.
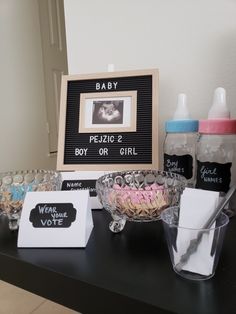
[0,210,235,314]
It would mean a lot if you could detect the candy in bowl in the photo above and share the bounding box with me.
[96,170,186,233]
[0,170,62,230]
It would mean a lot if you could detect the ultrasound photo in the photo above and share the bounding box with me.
[92,100,124,124]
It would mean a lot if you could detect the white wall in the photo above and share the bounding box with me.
[64,0,236,164]
[0,0,56,172]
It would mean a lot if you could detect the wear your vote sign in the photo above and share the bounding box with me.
[17,190,93,248]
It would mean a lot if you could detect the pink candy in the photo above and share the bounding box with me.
[112,182,164,205]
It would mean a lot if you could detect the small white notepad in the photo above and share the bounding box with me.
[174,188,219,276]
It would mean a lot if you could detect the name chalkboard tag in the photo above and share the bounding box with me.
[61,171,104,209]
[17,190,93,248]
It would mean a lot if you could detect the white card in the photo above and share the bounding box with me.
[60,171,104,209]
[174,188,219,276]
[17,190,93,248]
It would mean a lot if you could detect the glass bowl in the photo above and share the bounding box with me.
[0,170,62,230]
[96,170,186,232]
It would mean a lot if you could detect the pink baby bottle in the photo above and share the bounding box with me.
[196,87,236,215]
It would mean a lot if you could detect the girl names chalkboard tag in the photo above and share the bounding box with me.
[17,190,93,248]
[57,69,159,171]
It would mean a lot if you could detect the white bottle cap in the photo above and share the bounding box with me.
[208,87,230,119]
[107,64,115,72]
[166,93,198,132]
[173,93,190,120]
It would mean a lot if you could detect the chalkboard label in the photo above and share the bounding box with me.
[29,203,76,228]
[196,160,231,192]
[164,154,193,179]
[61,179,97,197]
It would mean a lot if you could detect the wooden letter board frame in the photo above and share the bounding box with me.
[57,69,159,171]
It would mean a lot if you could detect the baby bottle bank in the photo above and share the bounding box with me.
[164,94,199,187]
[196,87,236,197]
